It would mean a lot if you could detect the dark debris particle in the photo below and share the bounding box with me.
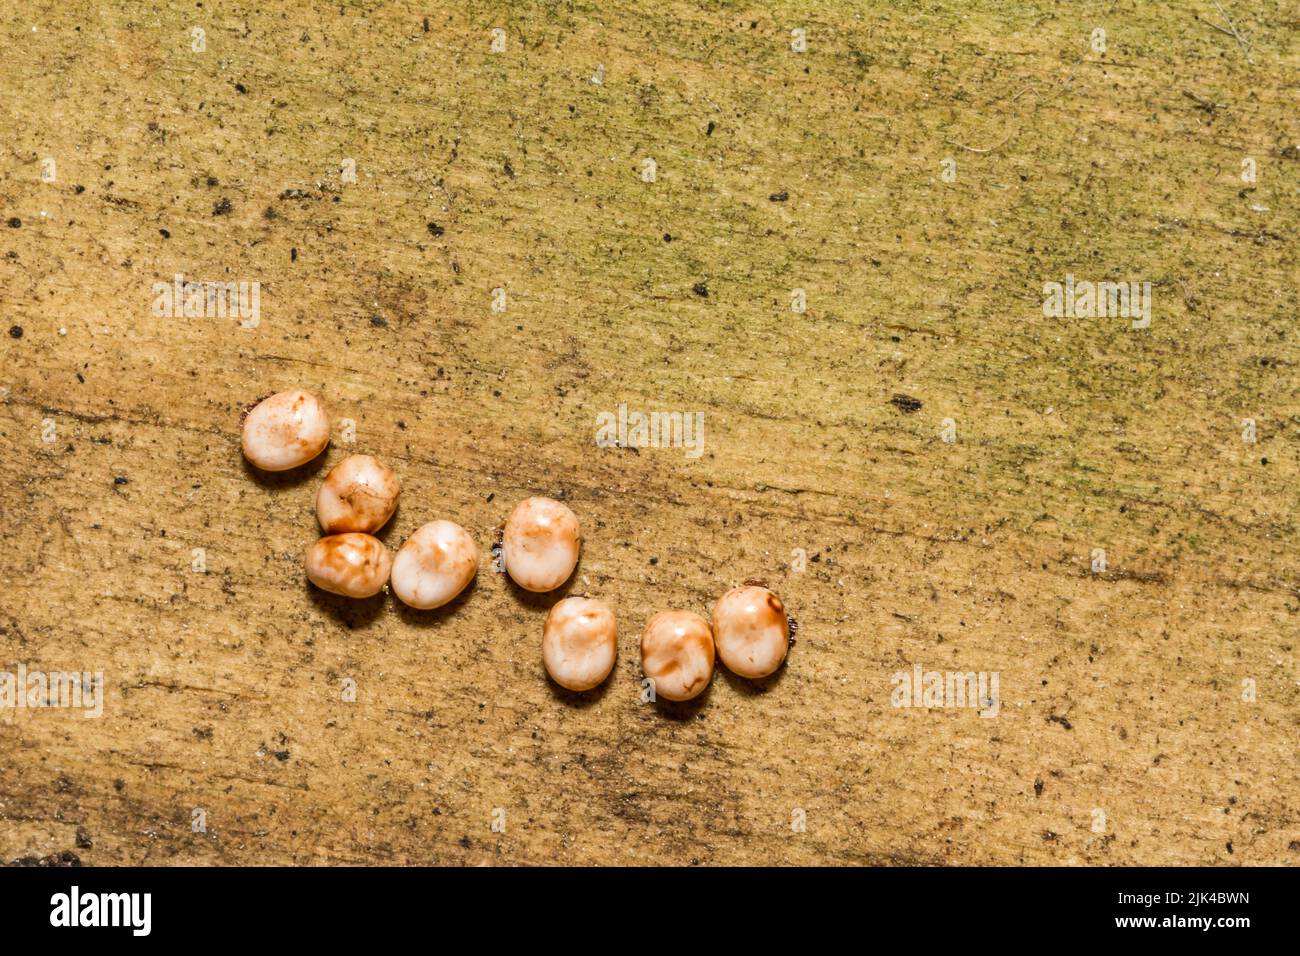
[1048,714,1073,730]
[706,121,715,136]
[75,828,93,849]
[8,326,22,339]
[663,233,672,242]
[649,557,658,565]
[1033,777,1044,797]
[113,476,128,485]
[234,82,247,94]
[6,217,20,228]
[370,315,388,328]
[890,393,922,413]
[427,222,444,237]
[273,750,290,762]
[290,247,297,262]
[692,282,709,297]
[212,198,233,216]
[769,191,789,202]
[74,184,85,194]
[159,228,170,238]
[503,161,515,178]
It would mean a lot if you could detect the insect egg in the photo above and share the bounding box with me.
[639,609,715,702]
[390,520,479,609]
[711,585,790,679]
[501,496,581,593]
[542,596,617,691]
[316,454,400,534]
[305,533,391,598]
[241,389,331,471]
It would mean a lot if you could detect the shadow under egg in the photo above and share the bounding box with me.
[391,573,480,627]
[501,551,581,610]
[306,577,387,629]
[717,657,789,695]
[242,446,330,489]
[651,676,715,719]
[540,650,616,712]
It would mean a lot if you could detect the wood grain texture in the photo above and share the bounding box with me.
[1,1,1296,866]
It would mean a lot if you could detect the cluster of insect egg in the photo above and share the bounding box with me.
[242,390,791,700]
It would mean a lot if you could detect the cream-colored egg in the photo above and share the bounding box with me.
[241,390,331,471]
[316,454,400,533]
[640,609,715,702]
[305,533,391,598]
[390,520,479,609]
[712,585,790,678]
[543,597,617,691]
[501,496,580,592]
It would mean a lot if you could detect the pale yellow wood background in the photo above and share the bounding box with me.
[1,1,1296,865]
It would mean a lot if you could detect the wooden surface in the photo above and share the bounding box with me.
[1,1,1297,866]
